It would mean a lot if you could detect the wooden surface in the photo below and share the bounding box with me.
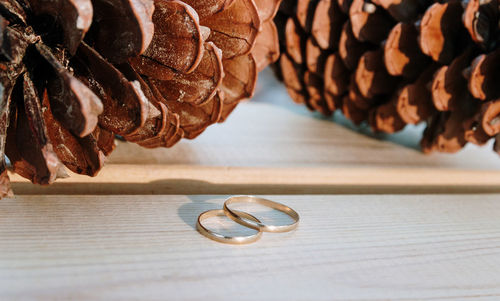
[2,194,500,300]
[4,73,500,300]
[10,99,500,195]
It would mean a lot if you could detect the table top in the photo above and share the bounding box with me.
[4,72,500,300]
[2,194,500,300]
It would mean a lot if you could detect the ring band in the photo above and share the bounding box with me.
[223,196,300,233]
[196,209,262,244]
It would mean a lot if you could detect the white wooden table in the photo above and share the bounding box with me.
[3,76,500,300]
[1,194,500,300]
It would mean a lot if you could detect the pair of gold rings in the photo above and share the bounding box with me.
[196,196,300,244]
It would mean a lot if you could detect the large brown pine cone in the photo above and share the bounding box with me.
[274,0,500,156]
[0,0,282,197]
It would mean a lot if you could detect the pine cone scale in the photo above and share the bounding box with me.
[199,0,261,60]
[135,0,204,75]
[34,43,104,138]
[91,0,155,62]
[75,42,149,136]
[28,0,93,54]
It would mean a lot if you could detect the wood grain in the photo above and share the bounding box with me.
[1,194,500,300]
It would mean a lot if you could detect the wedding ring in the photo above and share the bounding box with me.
[196,209,262,244]
[223,196,300,233]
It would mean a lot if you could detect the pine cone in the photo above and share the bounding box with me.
[274,0,500,156]
[0,0,282,197]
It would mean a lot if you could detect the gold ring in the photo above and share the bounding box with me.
[196,209,262,244]
[223,196,300,233]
